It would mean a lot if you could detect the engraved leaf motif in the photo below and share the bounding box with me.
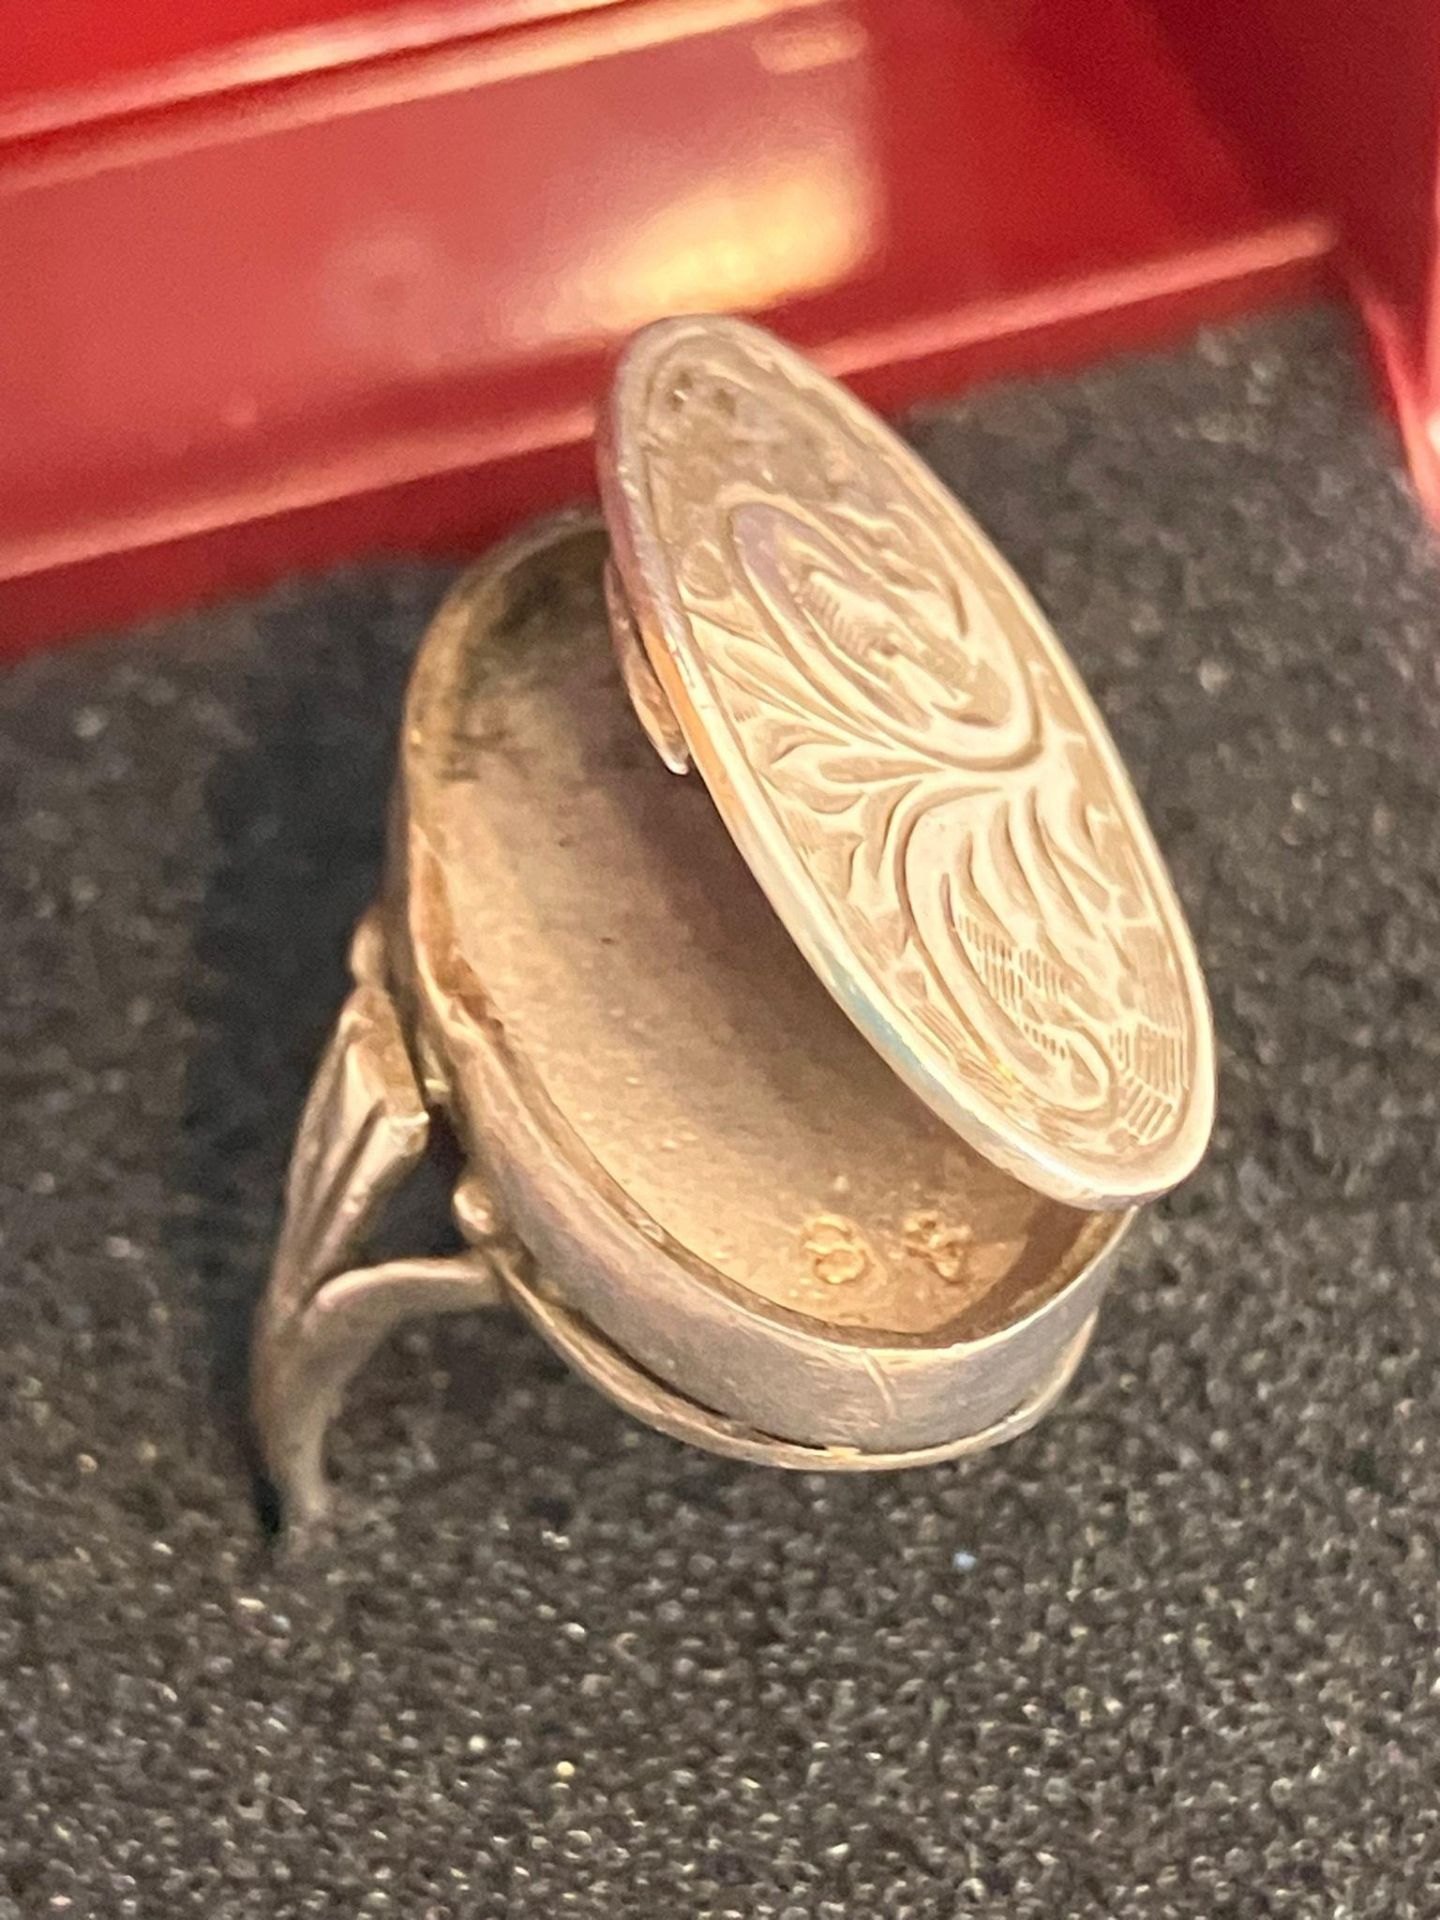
[767,741,876,815]
[767,738,933,814]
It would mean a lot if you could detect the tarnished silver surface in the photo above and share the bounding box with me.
[600,317,1214,1209]
[254,319,1212,1528]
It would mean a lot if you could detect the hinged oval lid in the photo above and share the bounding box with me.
[598,316,1214,1209]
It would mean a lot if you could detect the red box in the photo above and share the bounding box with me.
[2,0,1434,654]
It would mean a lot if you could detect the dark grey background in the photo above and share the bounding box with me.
[2,309,1437,1917]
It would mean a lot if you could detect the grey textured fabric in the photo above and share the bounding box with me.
[2,309,1437,1918]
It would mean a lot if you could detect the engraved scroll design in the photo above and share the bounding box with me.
[643,353,1195,1166]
